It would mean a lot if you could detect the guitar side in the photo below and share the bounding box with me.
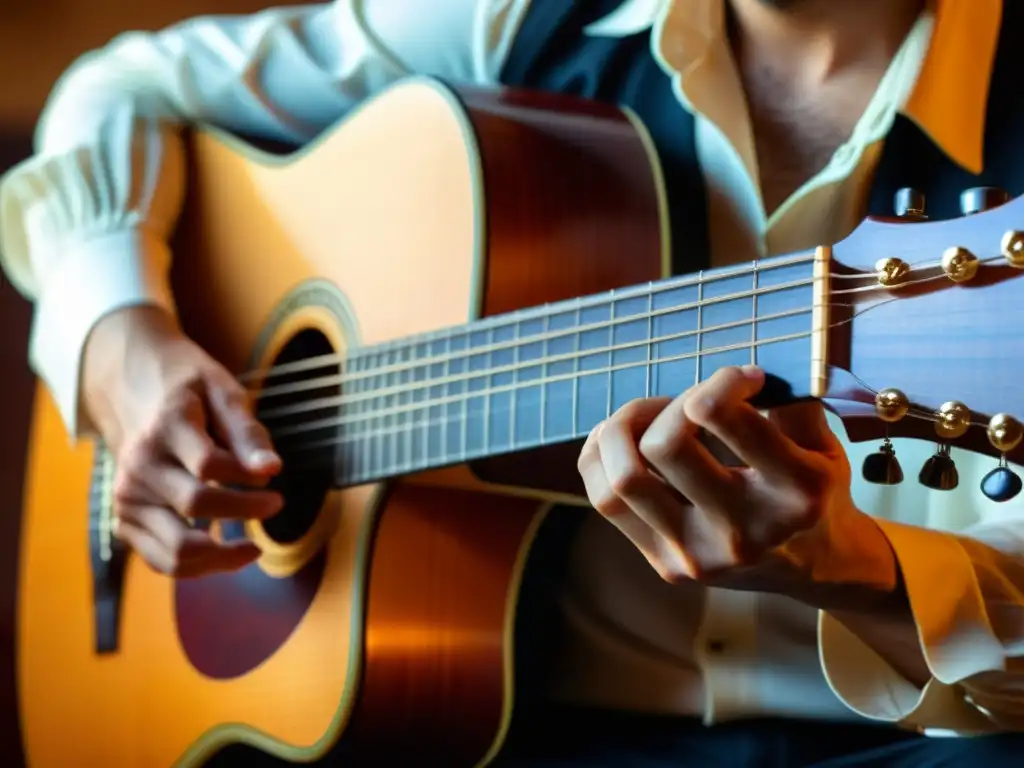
[16,79,667,767]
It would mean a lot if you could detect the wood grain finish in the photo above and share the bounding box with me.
[18,78,1024,768]
[16,81,664,767]
[824,208,1024,461]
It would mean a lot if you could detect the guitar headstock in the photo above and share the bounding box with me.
[824,188,1024,501]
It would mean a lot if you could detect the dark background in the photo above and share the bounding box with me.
[0,1,303,763]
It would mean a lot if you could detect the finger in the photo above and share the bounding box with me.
[636,396,737,514]
[163,413,272,487]
[683,366,806,481]
[595,400,693,544]
[578,434,690,580]
[119,505,260,577]
[140,464,283,520]
[205,377,282,476]
[769,401,838,453]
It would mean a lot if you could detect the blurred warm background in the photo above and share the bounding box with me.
[0,2,303,762]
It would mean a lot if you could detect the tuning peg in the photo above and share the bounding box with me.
[862,439,903,485]
[960,187,1010,216]
[894,188,927,220]
[919,445,959,491]
[981,414,1024,503]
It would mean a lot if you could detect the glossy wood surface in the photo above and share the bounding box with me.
[823,205,1024,462]
[17,81,664,766]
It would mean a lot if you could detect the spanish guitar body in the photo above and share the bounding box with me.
[16,78,1024,767]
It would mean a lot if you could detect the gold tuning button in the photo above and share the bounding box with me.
[874,389,909,422]
[941,247,979,283]
[1001,231,1024,268]
[875,258,910,287]
[987,414,1024,454]
[934,401,971,440]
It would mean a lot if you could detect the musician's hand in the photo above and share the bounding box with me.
[83,307,283,578]
[577,365,899,605]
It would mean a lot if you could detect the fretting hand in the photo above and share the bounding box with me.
[577,365,899,602]
[83,307,284,578]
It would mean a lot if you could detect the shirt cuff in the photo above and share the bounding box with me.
[29,229,175,437]
[819,519,1006,731]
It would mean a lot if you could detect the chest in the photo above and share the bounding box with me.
[741,65,879,215]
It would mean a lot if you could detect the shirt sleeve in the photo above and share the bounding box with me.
[819,516,1024,732]
[0,0,535,436]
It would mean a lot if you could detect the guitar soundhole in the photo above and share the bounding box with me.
[175,327,336,680]
[256,328,339,545]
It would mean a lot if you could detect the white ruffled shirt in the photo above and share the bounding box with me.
[2,0,1022,734]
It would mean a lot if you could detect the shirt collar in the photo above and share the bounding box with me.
[586,0,1001,174]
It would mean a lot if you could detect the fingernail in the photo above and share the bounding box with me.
[740,364,763,378]
[249,449,280,468]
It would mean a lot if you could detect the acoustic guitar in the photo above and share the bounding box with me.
[16,77,1024,767]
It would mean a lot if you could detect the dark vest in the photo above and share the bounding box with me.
[496,0,1024,715]
[499,0,1024,273]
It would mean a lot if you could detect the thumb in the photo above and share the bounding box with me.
[205,376,282,476]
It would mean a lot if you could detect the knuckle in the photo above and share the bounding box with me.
[710,365,746,389]
[606,462,648,499]
[589,485,623,517]
[684,390,729,427]
[192,443,221,479]
[112,455,149,504]
[639,429,685,466]
[167,395,203,426]
[179,484,205,518]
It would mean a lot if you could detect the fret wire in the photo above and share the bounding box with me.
[362,356,374,479]
[539,313,550,445]
[419,340,429,469]
[605,292,615,420]
[750,260,759,366]
[389,347,399,473]
[441,331,451,462]
[644,284,653,398]
[571,303,581,438]
[459,333,469,460]
[483,327,492,453]
[509,319,519,450]
[374,350,385,475]
[695,270,704,386]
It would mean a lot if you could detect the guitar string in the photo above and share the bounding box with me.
[251,268,921,424]
[263,292,904,460]
[249,255,998,407]
[257,302,816,420]
[265,241,1012,463]
[240,253,818,384]
[242,248,999,389]
[252,279,867,413]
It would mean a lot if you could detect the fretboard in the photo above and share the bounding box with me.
[260,252,819,486]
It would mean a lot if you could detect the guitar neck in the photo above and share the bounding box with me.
[259,250,822,486]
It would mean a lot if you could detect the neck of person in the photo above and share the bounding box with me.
[727,0,927,86]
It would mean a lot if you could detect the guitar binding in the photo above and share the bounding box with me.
[88,442,128,654]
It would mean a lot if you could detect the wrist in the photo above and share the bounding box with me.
[770,506,902,612]
[82,305,184,438]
